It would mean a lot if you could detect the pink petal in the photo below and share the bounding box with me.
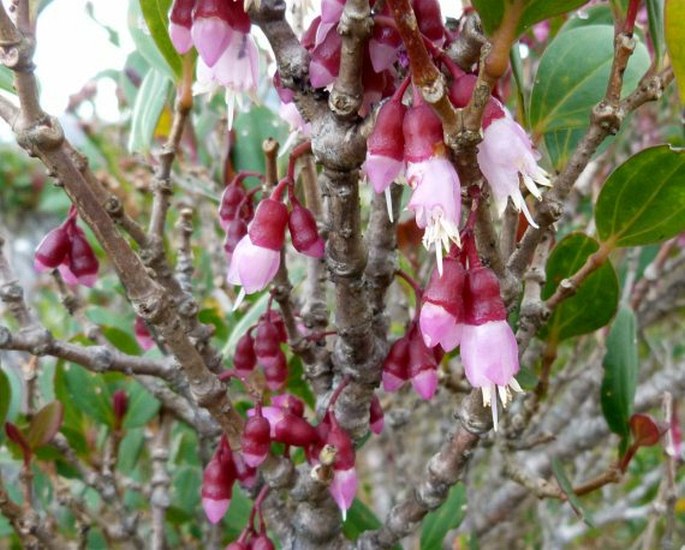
[191,17,232,67]
[329,467,358,519]
[411,368,438,400]
[202,496,230,524]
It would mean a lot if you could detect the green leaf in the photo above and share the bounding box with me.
[420,484,467,549]
[600,307,638,442]
[529,25,650,169]
[26,401,64,450]
[542,233,619,341]
[62,364,114,427]
[128,0,176,80]
[665,0,685,103]
[0,66,14,95]
[127,68,171,153]
[0,368,10,428]
[232,106,289,173]
[222,292,271,357]
[122,381,160,429]
[595,145,685,247]
[101,326,140,356]
[647,0,666,67]
[342,499,382,541]
[473,0,591,36]
[139,0,182,79]
[286,356,316,410]
[551,458,594,526]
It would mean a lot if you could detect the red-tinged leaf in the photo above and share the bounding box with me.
[27,401,64,450]
[5,422,31,463]
[629,413,662,447]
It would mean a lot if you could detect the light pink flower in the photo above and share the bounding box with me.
[168,0,194,54]
[419,258,465,351]
[330,467,358,521]
[191,1,232,67]
[227,235,281,295]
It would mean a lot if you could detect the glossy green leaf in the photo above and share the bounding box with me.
[420,484,467,549]
[665,0,685,102]
[551,458,594,526]
[560,4,615,31]
[595,145,685,247]
[26,401,64,450]
[127,68,171,153]
[343,499,382,541]
[139,0,182,79]
[232,106,289,173]
[128,0,176,80]
[600,307,638,443]
[62,364,114,427]
[542,233,619,341]
[473,0,591,35]
[122,381,160,429]
[0,368,10,428]
[529,25,650,168]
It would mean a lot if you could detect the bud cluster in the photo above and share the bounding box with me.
[34,208,99,287]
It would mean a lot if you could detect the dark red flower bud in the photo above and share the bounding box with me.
[233,451,258,489]
[412,0,444,44]
[34,225,70,272]
[408,326,438,400]
[423,257,466,317]
[251,534,276,550]
[66,225,99,287]
[403,103,444,162]
[262,349,288,391]
[263,311,287,342]
[219,184,248,228]
[234,332,257,377]
[254,319,282,360]
[463,266,507,325]
[202,441,236,524]
[369,394,384,435]
[248,198,289,251]
[241,415,271,467]
[382,336,410,391]
[368,99,406,161]
[288,202,324,258]
[225,543,249,550]
[112,390,128,429]
[274,414,318,448]
[309,27,341,88]
[271,393,305,417]
[224,218,249,258]
[327,416,355,470]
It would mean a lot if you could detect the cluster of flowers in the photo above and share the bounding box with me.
[168,0,259,117]
[232,311,289,391]
[222,171,324,305]
[383,234,522,430]
[34,206,99,287]
[202,390,383,527]
[364,71,550,272]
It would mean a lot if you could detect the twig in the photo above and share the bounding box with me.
[150,412,172,550]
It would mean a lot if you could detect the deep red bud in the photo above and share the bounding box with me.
[309,28,342,88]
[423,258,465,317]
[262,349,288,391]
[224,218,249,257]
[448,75,505,128]
[369,394,384,435]
[68,226,99,286]
[382,335,410,391]
[233,333,257,376]
[202,448,236,502]
[288,203,324,258]
[251,534,276,550]
[327,417,355,470]
[169,0,195,26]
[368,99,406,160]
[408,326,437,377]
[463,266,507,325]
[34,225,70,270]
[306,412,332,463]
[224,0,250,33]
[412,0,444,44]
[272,393,305,417]
[248,199,289,251]
[274,414,318,447]
[112,390,128,426]
[225,543,249,550]
[219,184,247,224]
[254,320,282,359]
[263,311,287,342]
[192,0,230,21]
[403,103,444,162]
[241,415,271,467]
[233,452,258,489]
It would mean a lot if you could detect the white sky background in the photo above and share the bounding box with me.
[28,1,463,122]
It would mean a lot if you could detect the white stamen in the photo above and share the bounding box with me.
[384,186,394,222]
[232,287,247,311]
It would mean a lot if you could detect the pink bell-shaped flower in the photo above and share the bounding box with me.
[168,0,195,54]
[404,102,461,274]
[227,198,288,302]
[363,98,406,195]
[369,7,402,73]
[240,413,271,467]
[34,224,70,273]
[288,201,325,258]
[460,266,522,431]
[201,437,236,524]
[271,393,305,417]
[309,27,341,88]
[419,257,465,351]
[262,349,288,391]
[326,415,357,520]
[253,406,318,448]
[64,224,99,287]
[382,335,410,391]
[408,326,439,400]
[191,0,233,67]
[233,332,257,377]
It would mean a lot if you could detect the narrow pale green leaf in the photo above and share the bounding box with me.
[122,381,160,429]
[595,145,685,247]
[529,25,650,168]
[647,0,666,67]
[665,0,685,103]
[473,0,591,35]
[139,0,182,79]
[26,401,64,449]
[0,368,10,429]
[420,484,467,550]
[551,458,594,526]
[542,233,619,341]
[127,69,171,153]
[600,307,638,441]
[128,0,176,80]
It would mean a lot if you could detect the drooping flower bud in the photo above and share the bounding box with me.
[326,416,357,520]
[191,0,233,67]
[224,218,248,260]
[309,28,341,88]
[112,389,128,430]
[232,451,258,489]
[460,266,522,431]
[248,198,289,251]
[419,258,465,351]
[241,414,271,467]
[201,439,236,523]
[408,326,438,400]
[219,184,248,229]
[65,225,99,287]
[271,393,305,417]
[251,534,276,550]
[254,318,282,360]
[382,335,410,392]
[369,15,402,73]
[363,98,406,195]
[168,0,195,54]
[34,224,70,273]
[288,201,325,258]
[412,0,445,45]
[262,349,288,391]
[134,316,155,351]
[233,332,257,377]
[369,394,384,435]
